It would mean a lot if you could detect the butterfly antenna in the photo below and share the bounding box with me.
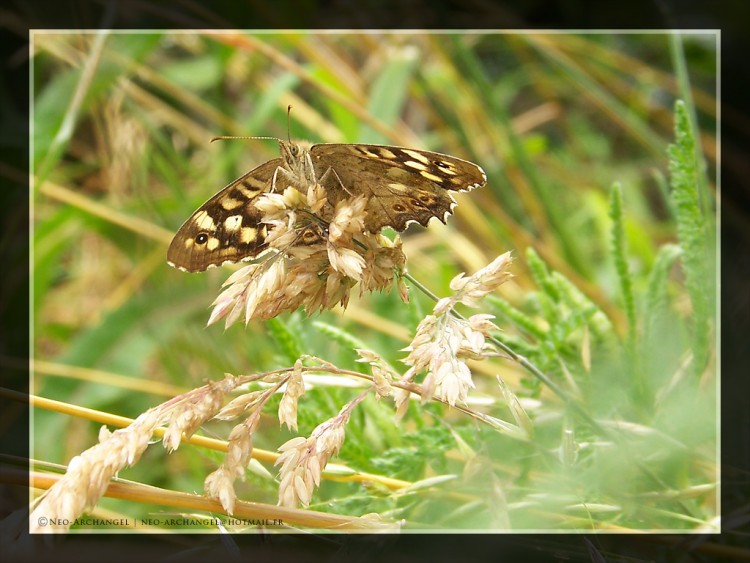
[286,104,293,143]
[209,135,279,143]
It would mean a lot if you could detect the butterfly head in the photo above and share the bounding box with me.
[279,140,316,187]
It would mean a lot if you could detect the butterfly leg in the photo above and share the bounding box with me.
[318,167,352,196]
[272,166,313,192]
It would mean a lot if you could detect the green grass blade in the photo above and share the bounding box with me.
[358,46,419,143]
[643,243,682,343]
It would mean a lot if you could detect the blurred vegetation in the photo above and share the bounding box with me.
[31,32,717,531]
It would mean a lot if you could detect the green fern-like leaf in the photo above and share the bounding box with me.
[609,182,637,352]
[668,100,714,377]
[312,321,368,352]
[549,272,612,338]
[487,294,547,341]
[525,247,560,324]
[265,317,303,364]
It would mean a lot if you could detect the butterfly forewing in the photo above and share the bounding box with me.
[310,144,487,232]
[166,159,281,272]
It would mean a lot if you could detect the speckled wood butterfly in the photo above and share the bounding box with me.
[167,140,486,272]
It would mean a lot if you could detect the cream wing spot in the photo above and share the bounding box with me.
[420,171,443,183]
[375,148,396,159]
[387,182,409,192]
[242,176,266,190]
[194,211,216,231]
[353,146,374,158]
[434,160,459,175]
[385,167,412,181]
[224,215,243,232]
[206,237,220,251]
[403,149,430,164]
[221,197,243,210]
[404,160,428,171]
[240,227,258,244]
[238,186,260,199]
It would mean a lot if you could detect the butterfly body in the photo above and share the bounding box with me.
[167,141,486,272]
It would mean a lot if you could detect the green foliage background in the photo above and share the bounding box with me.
[32,32,717,531]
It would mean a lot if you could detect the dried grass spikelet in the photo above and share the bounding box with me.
[401,253,513,406]
[275,389,369,508]
[103,91,147,199]
[30,375,241,533]
[204,414,258,514]
[208,186,407,327]
[162,377,235,452]
[204,368,302,513]
[355,349,397,399]
[30,413,161,533]
[278,359,306,430]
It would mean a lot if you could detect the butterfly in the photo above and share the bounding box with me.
[167,140,486,272]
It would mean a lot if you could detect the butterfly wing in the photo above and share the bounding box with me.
[168,143,486,271]
[310,144,486,232]
[167,159,281,272]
